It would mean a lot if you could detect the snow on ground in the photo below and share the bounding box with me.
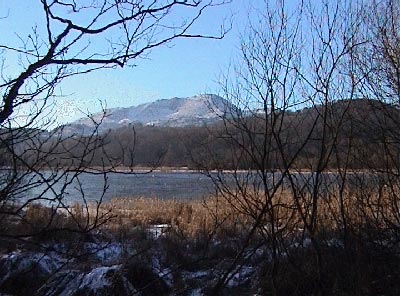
[0,251,65,285]
[80,265,121,290]
[38,264,136,296]
[182,270,210,280]
[147,224,171,239]
[0,237,258,295]
[226,265,255,288]
[89,242,125,264]
[152,256,174,287]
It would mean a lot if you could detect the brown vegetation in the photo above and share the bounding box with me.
[2,176,400,295]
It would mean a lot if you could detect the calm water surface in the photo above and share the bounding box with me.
[26,171,217,204]
[15,170,382,205]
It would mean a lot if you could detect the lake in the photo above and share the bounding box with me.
[9,169,385,205]
[23,171,217,204]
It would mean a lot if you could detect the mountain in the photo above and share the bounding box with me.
[61,94,235,135]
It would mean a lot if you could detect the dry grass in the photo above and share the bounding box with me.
[2,185,400,295]
[97,196,248,239]
[91,182,400,243]
[3,182,399,249]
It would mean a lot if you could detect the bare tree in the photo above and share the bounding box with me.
[196,1,381,295]
[0,0,228,253]
[351,0,400,252]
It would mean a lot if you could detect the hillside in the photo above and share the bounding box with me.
[39,98,400,170]
[61,94,235,135]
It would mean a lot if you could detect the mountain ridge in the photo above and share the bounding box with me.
[61,94,234,135]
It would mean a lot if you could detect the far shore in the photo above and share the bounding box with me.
[0,165,390,175]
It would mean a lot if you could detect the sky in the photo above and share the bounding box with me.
[0,1,252,124]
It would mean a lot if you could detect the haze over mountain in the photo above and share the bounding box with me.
[62,94,234,135]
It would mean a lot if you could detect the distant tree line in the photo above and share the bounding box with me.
[9,98,396,171]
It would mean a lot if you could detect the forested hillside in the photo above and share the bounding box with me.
[9,98,397,170]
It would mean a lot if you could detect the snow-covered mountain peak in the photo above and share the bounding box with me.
[62,94,234,135]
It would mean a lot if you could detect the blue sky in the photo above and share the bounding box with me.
[0,1,252,124]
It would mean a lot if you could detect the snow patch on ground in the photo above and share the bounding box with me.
[226,265,254,288]
[183,270,210,279]
[152,256,173,287]
[148,224,171,239]
[80,265,119,290]
[90,242,125,264]
[0,251,65,284]
[38,264,136,296]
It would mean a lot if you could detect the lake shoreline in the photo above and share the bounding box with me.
[0,165,388,174]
